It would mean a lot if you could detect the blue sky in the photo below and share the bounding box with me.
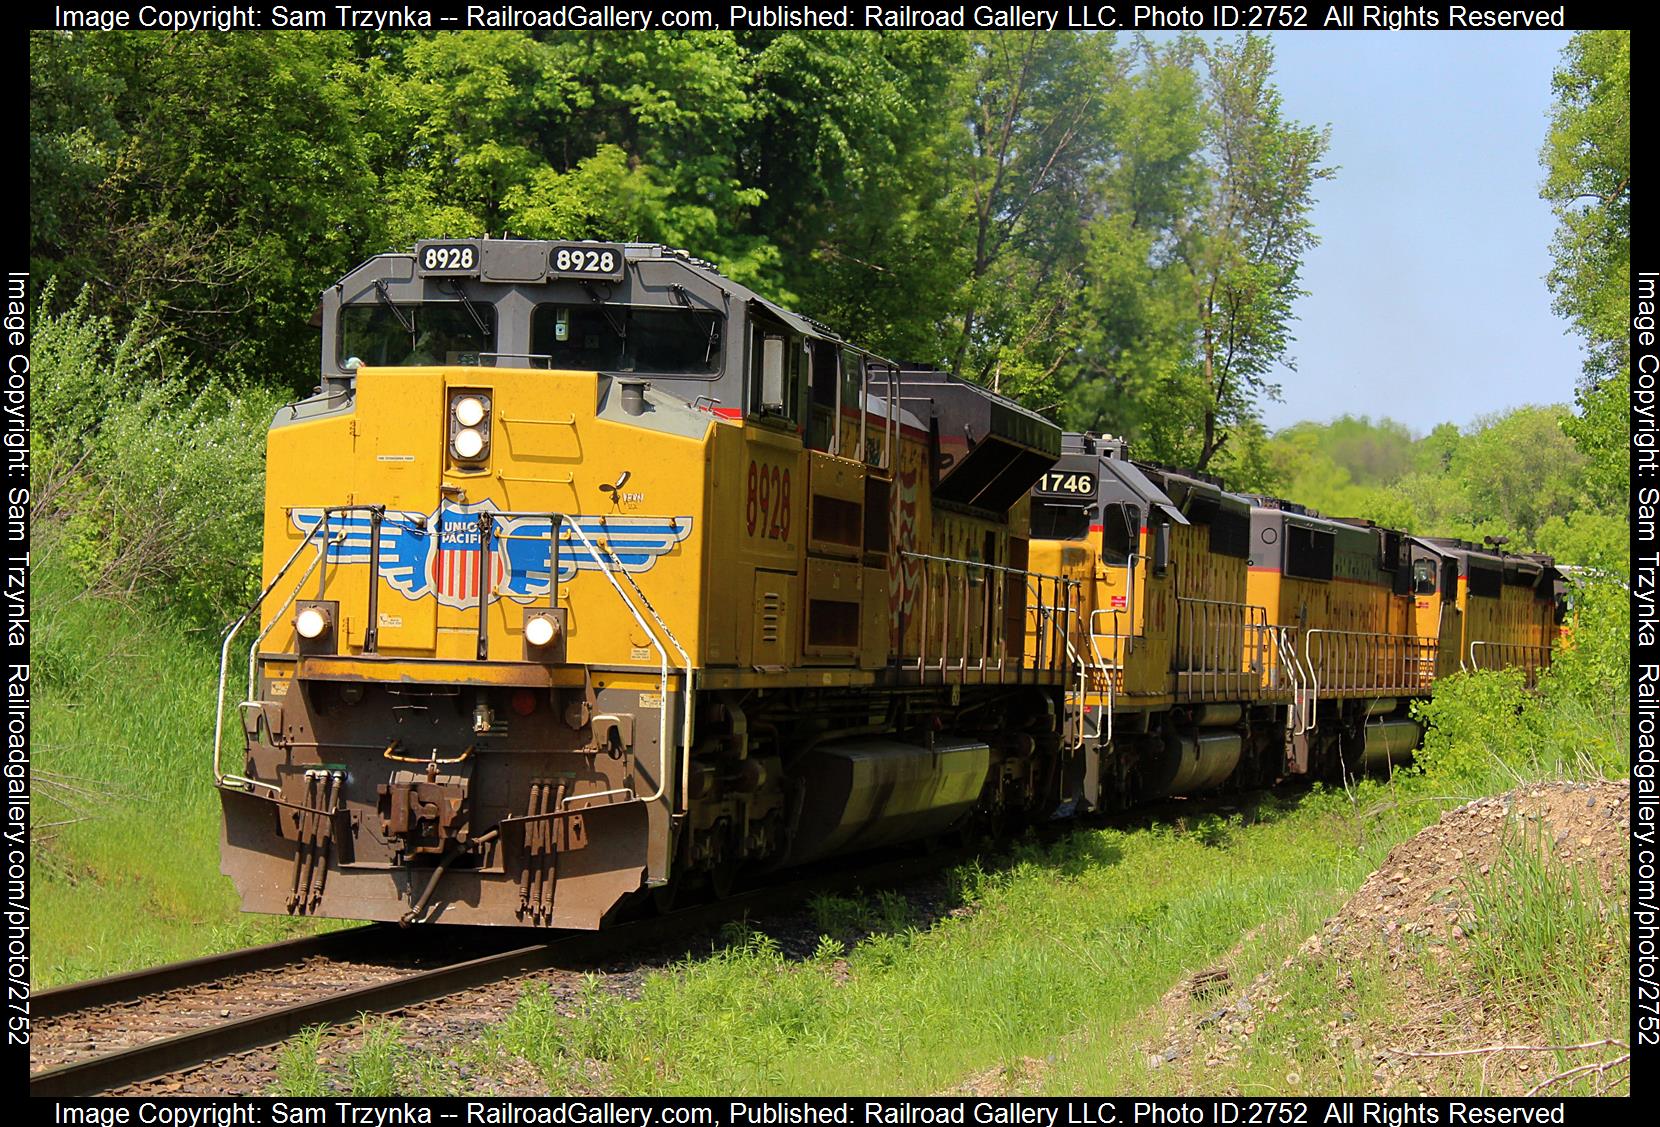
[1209,31,1585,436]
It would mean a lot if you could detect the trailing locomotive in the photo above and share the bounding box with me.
[214,239,1563,929]
[1026,433,1563,812]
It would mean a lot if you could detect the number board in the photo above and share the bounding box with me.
[1034,470,1097,498]
[415,242,480,276]
[745,459,793,543]
[549,243,626,282]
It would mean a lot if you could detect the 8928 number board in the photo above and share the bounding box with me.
[549,243,626,282]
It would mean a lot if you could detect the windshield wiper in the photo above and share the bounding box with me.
[373,279,416,336]
[704,317,720,366]
[583,283,629,345]
[440,279,490,339]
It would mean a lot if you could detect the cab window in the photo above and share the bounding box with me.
[1100,503,1140,566]
[529,305,722,375]
[807,339,840,452]
[1411,559,1438,595]
[339,302,495,367]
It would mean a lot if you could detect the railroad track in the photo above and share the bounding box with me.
[29,847,965,1097]
[31,786,1294,1097]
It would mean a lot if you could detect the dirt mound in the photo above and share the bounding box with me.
[1308,780,1628,967]
[1141,779,1630,1096]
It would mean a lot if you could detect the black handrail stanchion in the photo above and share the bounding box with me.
[476,513,492,661]
[318,509,331,598]
[548,513,561,610]
[364,506,384,654]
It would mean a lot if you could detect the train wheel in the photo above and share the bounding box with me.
[651,879,686,916]
[709,858,741,901]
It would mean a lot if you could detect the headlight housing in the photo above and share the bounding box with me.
[292,600,339,656]
[522,608,565,660]
[295,606,330,639]
[448,389,492,464]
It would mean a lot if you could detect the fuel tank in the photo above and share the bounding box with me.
[1144,730,1243,798]
[786,737,992,865]
[1358,718,1420,772]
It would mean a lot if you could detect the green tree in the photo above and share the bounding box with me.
[1065,35,1331,473]
[1181,35,1331,470]
[29,31,386,382]
[1541,30,1629,379]
[1064,40,1207,445]
[941,32,1125,403]
[1541,30,1630,519]
[1446,405,1587,544]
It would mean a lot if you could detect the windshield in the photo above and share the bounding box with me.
[339,302,495,367]
[531,304,722,375]
[1030,500,1091,541]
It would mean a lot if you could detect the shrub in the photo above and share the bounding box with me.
[1413,574,1630,789]
[32,284,280,626]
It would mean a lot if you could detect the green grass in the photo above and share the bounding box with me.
[1125,822,1632,1098]
[31,549,334,987]
[1464,826,1630,1051]
[466,783,1448,1095]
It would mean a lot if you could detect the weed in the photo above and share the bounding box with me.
[871,890,912,932]
[348,1017,411,1097]
[806,893,868,935]
[812,935,846,962]
[1463,826,1629,1039]
[273,1025,332,1096]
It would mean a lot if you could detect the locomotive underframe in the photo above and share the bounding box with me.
[221,662,1074,928]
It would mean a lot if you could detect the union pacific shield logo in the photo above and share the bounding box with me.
[432,506,507,606]
[290,501,692,609]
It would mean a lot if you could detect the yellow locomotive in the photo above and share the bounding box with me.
[217,240,1074,928]
[1027,433,1563,811]
[215,240,1563,928]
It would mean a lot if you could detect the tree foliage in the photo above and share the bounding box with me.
[1541,30,1629,380]
[1540,30,1629,516]
[1063,35,1330,470]
[1252,409,1623,573]
[30,28,1328,467]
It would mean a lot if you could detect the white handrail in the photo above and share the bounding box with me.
[214,521,336,792]
[216,509,694,820]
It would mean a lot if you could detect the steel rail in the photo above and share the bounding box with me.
[28,848,967,1097]
[33,926,385,1020]
[30,936,580,1097]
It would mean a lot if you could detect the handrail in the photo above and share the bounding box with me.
[1172,597,1271,702]
[899,550,1077,682]
[1467,640,1551,688]
[591,537,695,813]
[214,505,386,792]
[1272,627,1309,734]
[1302,628,1439,719]
[1065,633,1116,750]
[216,504,694,819]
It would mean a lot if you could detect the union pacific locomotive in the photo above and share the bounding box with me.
[215,240,1563,928]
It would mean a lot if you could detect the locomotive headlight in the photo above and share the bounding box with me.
[453,395,486,428]
[452,426,486,460]
[448,389,492,465]
[295,606,330,639]
[524,613,557,648]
